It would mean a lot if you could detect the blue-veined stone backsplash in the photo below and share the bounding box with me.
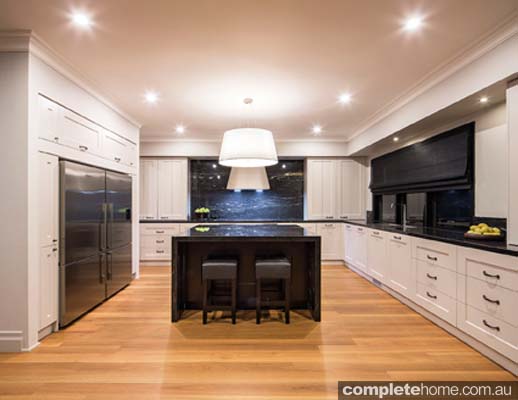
[190,160,304,221]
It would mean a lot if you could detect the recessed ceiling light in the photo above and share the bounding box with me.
[70,11,93,28]
[479,96,489,104]
[402,15,424,32]
[338,92,352,105]
[312,125,322,135]
[393,137,399,142]
[144,91,159,104]
[175,124,185,134]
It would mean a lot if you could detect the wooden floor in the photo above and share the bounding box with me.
[0,265,516,399]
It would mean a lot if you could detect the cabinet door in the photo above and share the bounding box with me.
[39,245,58,330]
[367,230,387,282]
[158,159,188,220]
[387,234,413,297]
[103,129,132,165]
[61,108,103,155]
[344,224,354,264]
[37,95,62,143]
[317,223,342,260]
[38,152,59,247]
[139,160,158,220]
[338,160,364,219]
[307,160,337,219]
[353,227,368,272]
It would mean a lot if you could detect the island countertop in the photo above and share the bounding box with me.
[177,224,318,239]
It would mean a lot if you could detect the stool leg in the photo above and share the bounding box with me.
[202,279,208,324]
[231,278,237,325]
[285,278,291,324]
[256,278,261,324]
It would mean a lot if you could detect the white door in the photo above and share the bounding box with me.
[353,227,368,272]
[367,230,387,283]
[39,244,59,330]
[307,160,337,219]
[37,95,62,143]
[338,160,364,219]
[38,152,59,247]
[140,160,158,220]
[158,159,188,220]
[387,234,413,297]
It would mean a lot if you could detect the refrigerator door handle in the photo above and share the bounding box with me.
[108,203,114,250]
[106,250,113,280]
[101,203,108,252]
[99,254,106,284]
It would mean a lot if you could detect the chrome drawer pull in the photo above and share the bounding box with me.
[426,273,438,281]
[372,231,379,235]
[483,270,500,280]
[483,319,500,332]
[79,145,88,151]
[426,291,437,300]
[156,240,165,244]
[393,235,402,240]
[482,295,500,305]
[426,255,438,261]
[156,230,165,234]
[156,250,165,254]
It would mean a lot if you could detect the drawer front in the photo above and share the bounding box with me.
[415,238,457,272]
[140,224,180,236]
[466,261,518,292]
[415,282,456,325]
[416,260,457,298]
[388,233,411,246]
[457,303,518,362]
[140,245,170,260]
[465,276,518,327]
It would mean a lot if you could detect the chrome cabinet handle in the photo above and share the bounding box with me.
[79,145,88,151]
[372,231,380,235]
[426,291,437,300]
[483,319,500,332]
[156,240,165,244]
[156,250,165,254]
[483,270,500,280]
[114,156,121,162]
[482,295,500,305]
[54,136,59,142]
[426,273,437,281]
[427,255,438,261]
[156,230,165,234]
[393,235,402,240]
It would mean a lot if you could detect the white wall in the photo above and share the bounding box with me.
[508,82,518,245]
[140,139,349,158]
[364,102,508,218]
[0,52,30,351]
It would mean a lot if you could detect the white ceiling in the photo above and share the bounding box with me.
[1,0,517,140]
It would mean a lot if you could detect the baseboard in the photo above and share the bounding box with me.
[344,263,518,376]
[22,341,40,352]
[140,260,170,267]
[0,331,23,352]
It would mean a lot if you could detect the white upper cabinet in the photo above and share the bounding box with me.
[38,152,59,247]
[37,95,62,143]
[140,160,159,220]
[306,159,337,220]
[337,160,365,220]
[103,129,137,167]
[157,160,188,220]
[60,108,103,155]
[306,158,365,220]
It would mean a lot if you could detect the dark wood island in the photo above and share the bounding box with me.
[171,224,321,322]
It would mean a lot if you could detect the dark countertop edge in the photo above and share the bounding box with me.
[172,236,321,241]
[140,219,343,224]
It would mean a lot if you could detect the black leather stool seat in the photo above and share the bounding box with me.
[255,256,292,324]
[202,259,238,280]
[255,257,291,279]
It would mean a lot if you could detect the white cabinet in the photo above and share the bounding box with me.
[157,159,188,220]
[61,107,103,155]
[352,226,368,272]
[307,160,337,220]
[316,223,343,260]
[386,233,413,298]
[38,152,59,247]
[344,224,354,264]
[139,160,158,220]
[37,95,61,143]
[140,223,181,261]
[367,229,387,283]
[103,129,137,167]
[337,160,365,219]
[38,152,59,333]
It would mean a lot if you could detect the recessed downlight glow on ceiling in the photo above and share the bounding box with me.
[338,92,352,104]
[393,137,399,142]
[402,15,424,32]
[479,96,489,103]
[175,124,186,134]
[312,125,322,135]
[144,91,159,104]
[70,11,93,28]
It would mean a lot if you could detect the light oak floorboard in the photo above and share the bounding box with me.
[0,265,515,399]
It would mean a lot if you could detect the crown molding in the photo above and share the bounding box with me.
[0,30,142,128]
[348,13,518,142]
[140,136,349,143]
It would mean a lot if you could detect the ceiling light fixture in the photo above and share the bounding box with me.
[479,96,489,104]
[175,124,185,134]
[338,92,352,104]
[70,11,93,28]
[219,98,278,168]
[312,125,322,135]
[144,91,159,104]
[402,15,424,32]
[393,137,399,142]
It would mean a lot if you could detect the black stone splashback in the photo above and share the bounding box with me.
[190,160,304,221]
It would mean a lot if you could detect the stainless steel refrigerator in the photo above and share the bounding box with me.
[59,161,132,327]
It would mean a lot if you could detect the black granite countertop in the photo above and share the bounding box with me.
[177,224,319,239]
[141,218,338,224]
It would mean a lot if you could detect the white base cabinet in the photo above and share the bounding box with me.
[366,229,387,283]
[386,233,413,298]
[317,223,343,260]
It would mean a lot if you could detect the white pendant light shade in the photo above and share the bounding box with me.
[226,167,270,190]
[219,128,278,167]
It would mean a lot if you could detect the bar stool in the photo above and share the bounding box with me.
[202,258,238,324]
[255,256,291,324]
